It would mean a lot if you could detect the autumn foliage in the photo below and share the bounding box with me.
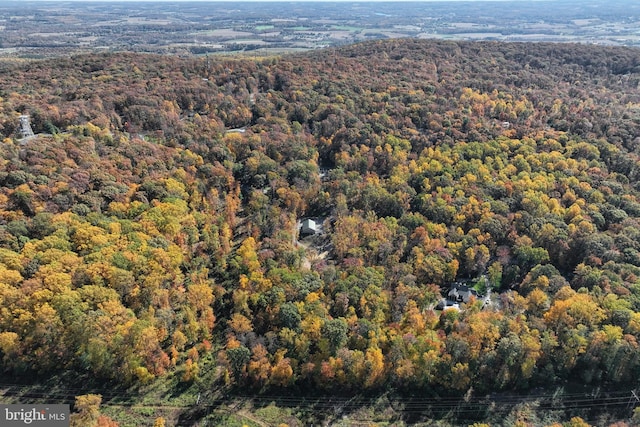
[1,40,640,413]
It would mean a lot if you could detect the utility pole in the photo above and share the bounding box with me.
[627,389,639,411]
[19,115,35,141]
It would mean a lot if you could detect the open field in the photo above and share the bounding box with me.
[1,1,640,58]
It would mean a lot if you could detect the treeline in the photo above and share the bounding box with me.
[1,39,640,424]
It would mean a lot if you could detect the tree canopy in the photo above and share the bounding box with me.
[2,39,640,425]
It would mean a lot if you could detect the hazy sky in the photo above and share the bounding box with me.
[21,0,557,2]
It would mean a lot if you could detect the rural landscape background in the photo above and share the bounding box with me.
[2,1,640,58]
[2,1,640,426]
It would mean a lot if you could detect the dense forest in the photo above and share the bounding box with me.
[3,39,640,425]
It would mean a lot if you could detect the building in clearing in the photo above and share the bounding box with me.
[447,283,482,304]
[300,219,317,236]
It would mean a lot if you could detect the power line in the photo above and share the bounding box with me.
[2,383,636,425]
[1,383,635,407]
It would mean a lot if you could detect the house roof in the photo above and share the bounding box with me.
[447,283,483,304]
[300,218,317,234]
